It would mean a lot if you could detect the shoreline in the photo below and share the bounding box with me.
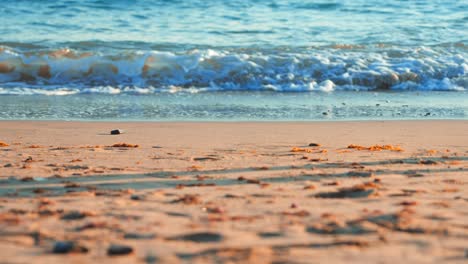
[0,118,468,125]
[0,118,468,121]
[0,120,467,262]
[1,91,466,121]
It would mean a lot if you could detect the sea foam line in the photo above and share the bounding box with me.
[0,46,466,94]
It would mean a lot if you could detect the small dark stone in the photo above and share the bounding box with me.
[315,189,375,199]
[419,160,438,165]
[20,177,34,182]
[308,143,321,147]
[53,241,88,254]
[322,112,328,115]
[173,232,223,243]
[425,112,431,116]
[258,232,282,238]
[4,163,12,168]
[124,233,156,240]
[110,129,123,135]
[130,194,143,200]
[64,182,80,188]
[224,194,243,199]
[347,171,374,177]
[33,188,46,194]
[107,244,133,255]
[61,211,87,220]
[246,179,261,184]
[53,241,74,253]
[407,173,425,178]
[193,157,219,161]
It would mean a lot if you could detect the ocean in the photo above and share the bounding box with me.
[0,0,466,120]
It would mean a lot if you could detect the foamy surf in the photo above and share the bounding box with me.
[0,45,466,94]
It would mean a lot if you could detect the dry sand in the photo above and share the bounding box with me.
[0,120,467,263]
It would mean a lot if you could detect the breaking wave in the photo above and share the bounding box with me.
[0,44,466,95]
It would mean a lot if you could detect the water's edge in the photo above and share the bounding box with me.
[0,92,466,121]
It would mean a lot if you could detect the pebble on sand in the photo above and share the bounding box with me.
[61,210,94,220]
[52,241,88,254]
[110,129,124,135]
[107,244,134,255]
[173,232,224,243]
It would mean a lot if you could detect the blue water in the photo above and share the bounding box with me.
[1,0,467,46]
[0,0,467,120]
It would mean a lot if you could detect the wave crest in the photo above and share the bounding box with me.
[0,45,466,94]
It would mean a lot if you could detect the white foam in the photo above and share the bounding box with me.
[0,46,466,94]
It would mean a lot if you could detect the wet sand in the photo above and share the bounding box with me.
[0,120,467,263]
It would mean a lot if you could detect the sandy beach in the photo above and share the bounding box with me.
[0,120,467,263]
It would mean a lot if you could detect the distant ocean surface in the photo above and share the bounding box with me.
[0,0,466,120]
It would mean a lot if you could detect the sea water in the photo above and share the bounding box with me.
[0,0,466,120]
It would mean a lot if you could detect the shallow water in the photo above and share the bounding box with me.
[0,91,466,121]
